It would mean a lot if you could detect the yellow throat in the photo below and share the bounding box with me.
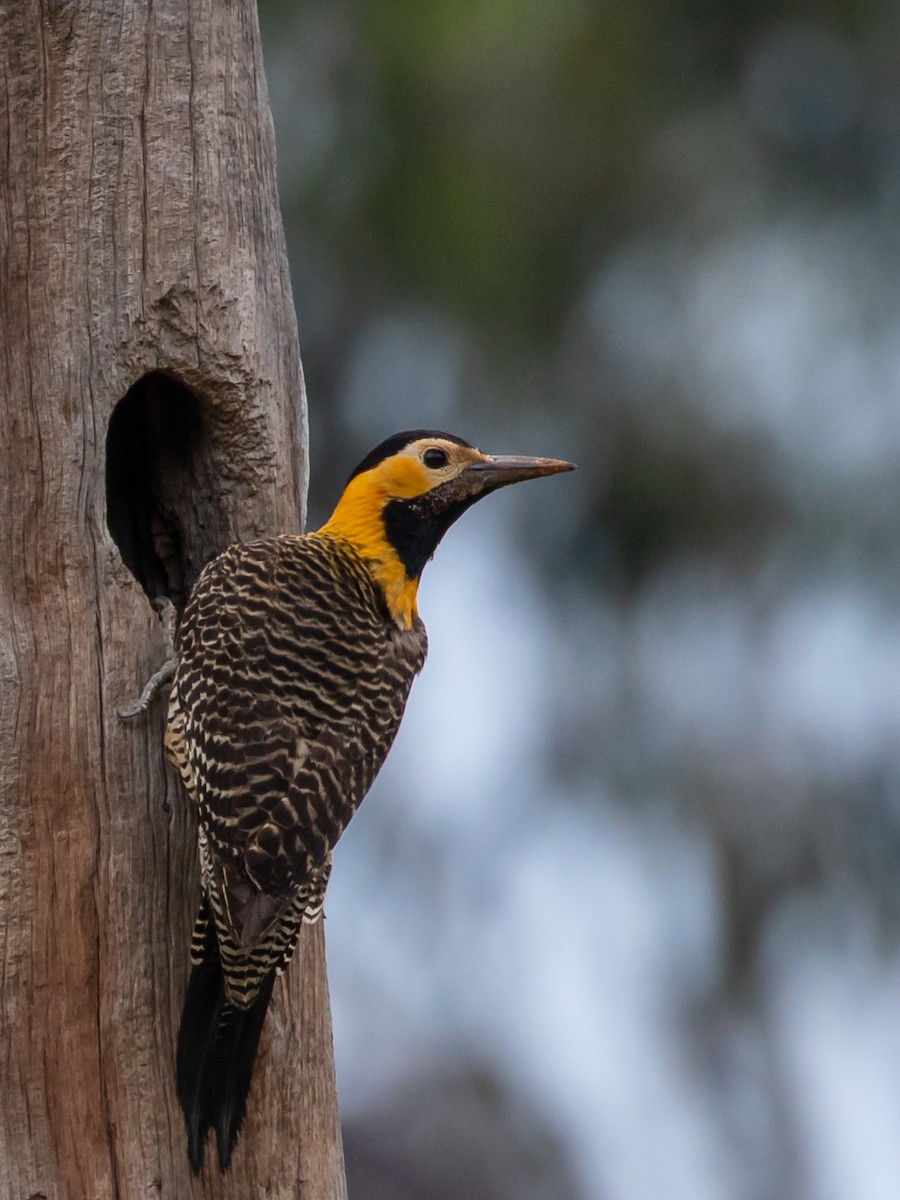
[314,457,430,630]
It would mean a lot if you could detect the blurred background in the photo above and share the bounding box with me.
[258,2,900,1197]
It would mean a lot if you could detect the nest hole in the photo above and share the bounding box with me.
[106,373,207,608]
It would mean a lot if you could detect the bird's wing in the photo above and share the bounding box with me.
[171,537,422,952]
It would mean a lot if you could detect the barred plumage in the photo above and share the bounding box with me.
[168,536,425,1001]
[167,431,574,1172]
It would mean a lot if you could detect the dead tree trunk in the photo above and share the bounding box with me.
[0,2,346,1196]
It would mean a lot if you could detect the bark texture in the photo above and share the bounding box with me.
[0,1,346,1196]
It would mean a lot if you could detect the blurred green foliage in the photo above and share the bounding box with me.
[263,0,890,348]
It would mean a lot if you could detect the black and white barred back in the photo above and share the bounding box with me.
[166,533,427,1170]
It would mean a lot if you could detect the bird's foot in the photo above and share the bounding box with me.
[118,597,179,719]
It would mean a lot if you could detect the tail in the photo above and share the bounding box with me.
[176,904,276,1172]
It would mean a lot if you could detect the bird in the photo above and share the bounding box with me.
[165,429,575,1172]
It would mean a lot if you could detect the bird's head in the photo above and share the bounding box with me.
[316,430,575,627]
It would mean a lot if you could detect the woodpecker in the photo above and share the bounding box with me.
[166,429,574,1172]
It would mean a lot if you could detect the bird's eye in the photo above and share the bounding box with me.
[423,448,449,469]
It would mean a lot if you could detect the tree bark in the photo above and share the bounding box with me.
[0,2,346,1196]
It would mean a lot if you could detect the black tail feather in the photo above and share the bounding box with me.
[176,948,226,1172]
[209,970,276,1170]
[176,909,276,1173]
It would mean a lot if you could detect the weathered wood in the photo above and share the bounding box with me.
[0,1,346,1196]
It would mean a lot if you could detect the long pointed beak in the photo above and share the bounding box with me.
[463,454,576,491]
